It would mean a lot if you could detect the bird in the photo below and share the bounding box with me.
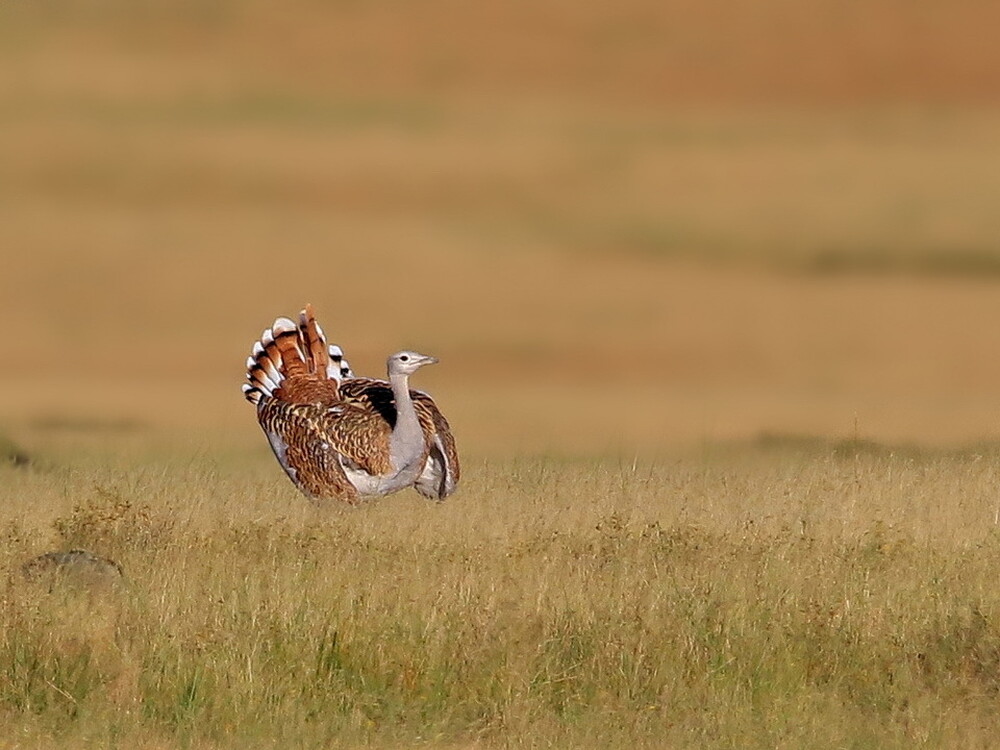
[242,304,460,504]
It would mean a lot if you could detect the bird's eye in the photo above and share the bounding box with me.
[400,355,409,362]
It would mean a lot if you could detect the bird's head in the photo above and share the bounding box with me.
[387,351,439,377]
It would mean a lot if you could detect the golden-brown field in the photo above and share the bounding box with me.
[6,448,1000,749]
[4,0,1000,747]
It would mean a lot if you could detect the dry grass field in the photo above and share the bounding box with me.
[6,447,1000,749]
[4,0,1000,747]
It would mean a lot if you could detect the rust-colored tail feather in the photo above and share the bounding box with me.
[298,303,330,377]
[242,304,353,405]
[270,318,310,379]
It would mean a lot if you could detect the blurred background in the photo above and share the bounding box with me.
[3,0,1000,460]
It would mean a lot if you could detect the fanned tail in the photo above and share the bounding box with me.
[299,303,354,382]
[242,304,354,405]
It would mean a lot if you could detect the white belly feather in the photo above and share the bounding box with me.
[338,453,429,498]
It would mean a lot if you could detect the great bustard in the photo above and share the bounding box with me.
[242,304,460,503]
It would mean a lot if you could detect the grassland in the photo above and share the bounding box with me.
[4,441,1000,749]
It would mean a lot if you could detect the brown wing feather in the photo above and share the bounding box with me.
[321,402,394,476]
[256,399,359,502]
[331,378,435,475]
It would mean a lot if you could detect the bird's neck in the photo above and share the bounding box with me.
[388,371,424,473]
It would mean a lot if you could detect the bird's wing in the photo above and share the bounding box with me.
[333,378,440,477]
[256,399,360,502]
[320,399,395,477]
[412,392,461,499]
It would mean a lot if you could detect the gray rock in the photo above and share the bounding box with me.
[21,549,124,588]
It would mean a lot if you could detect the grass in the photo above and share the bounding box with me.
[4,443,1000,748]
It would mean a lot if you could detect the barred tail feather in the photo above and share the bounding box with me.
[298,303,330,376]
[328,344,354,380]
[243,304,353,405]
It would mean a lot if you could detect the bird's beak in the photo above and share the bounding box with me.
[422,355,440,366]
